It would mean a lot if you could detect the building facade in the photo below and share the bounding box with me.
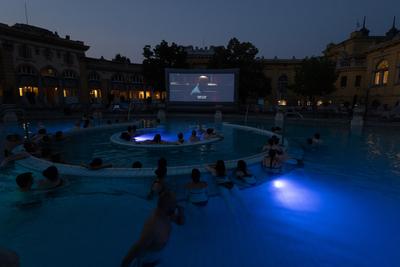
[325,18,400,108]
[0,23,160,108]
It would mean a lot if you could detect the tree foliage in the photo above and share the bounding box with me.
[142,40,187,91]
[112,54,131,64]
[208,38,271,102]
[291,57,337,99]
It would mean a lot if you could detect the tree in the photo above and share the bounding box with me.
[113,54,131,64]
[142,40,187,91]
[291,57,337,101]
[208,38,271,102]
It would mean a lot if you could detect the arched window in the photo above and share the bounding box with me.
[88,71,100,81]
[374,60,389,86]
[63,69,78,79]
[17,65,37,75]
[112,73,124,82]
[41,66,57,77]
[277,74,288,99]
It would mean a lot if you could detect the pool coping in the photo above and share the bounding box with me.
[14,122,284,178]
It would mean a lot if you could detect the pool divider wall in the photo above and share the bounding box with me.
[14,122,287,178]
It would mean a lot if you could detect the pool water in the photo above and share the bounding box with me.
[0,118,399,267]
[59,120,268,167]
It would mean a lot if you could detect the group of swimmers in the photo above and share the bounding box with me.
[1,128,68,169]
[119,125,222,145]
[15,165,64,192]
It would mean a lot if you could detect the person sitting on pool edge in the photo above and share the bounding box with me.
[206,160,234,189]
[82,158,113,170]
[16,172,34,192]
[147,166,167,200]
[234,160,257,185]
[189,130,200,143]
[176,132,185,144]
[128,125,137,138]
[185,168,208,206]
[37,165,64,189]
[132,161,143,168]
[262,149,282,169]
[121,191,184,267]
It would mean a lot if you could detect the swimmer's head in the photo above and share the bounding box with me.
[191,130,197,137]
[132,161,142,168]
[215,160,226,177]
[206,128,214,135]
[237,160,247,172]
[153,134,162,143]
[191,168,201,183]
[42,166,59,182]
[177,132,184,140]
[90,158,103,167]
[16,172,33,191]
[155,166,167,179]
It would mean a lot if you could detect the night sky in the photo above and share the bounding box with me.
[1,0,399,62]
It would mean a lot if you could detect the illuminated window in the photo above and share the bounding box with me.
[145,91,151,98]
[90,89,101,98]
[138,91,145,99]
[41,67,57,77]
[277,99,287,106]
[317,100,323,106]
[18,86,39,96]
[63,88,76,97]
[374,60,389,86]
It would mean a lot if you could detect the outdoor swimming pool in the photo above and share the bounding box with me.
[0,118,399,267]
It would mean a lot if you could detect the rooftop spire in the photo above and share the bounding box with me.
[386,16,399,39]
[362,16,366,28]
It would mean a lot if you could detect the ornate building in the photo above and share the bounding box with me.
[0,23,156,107]
[325,17,400,108]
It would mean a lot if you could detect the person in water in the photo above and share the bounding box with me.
[147,167,167,200]
[16,172,34,192]
[132,161,143,168]
[185,168,208,206]
[312,133,322,144]
[82,158,113,170]
[235,160,257,185]
[121,191,185,267]
[189,130,200,143]
[262,149,282,169]
[120,132,131,141]
[207,160,234,189]
[37,166,64,189]
[176,132,184,144]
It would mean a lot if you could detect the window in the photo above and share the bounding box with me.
[41,67,57,77]
[18,44,32,59]
[90,89,102,99]
[17,65,36,75]
[63,88,77,97]
[19,86,39,96]
[63,70,77,79]
[340,76,347,87]
[112,73,124,82]
[277,74,288,99]
[374,60,389,86]
[64,52,74,65]
[44,48,53,61]
[355,75,362,87]
[88,72,100,81]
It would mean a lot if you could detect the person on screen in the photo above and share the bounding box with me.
[190,75,209,95]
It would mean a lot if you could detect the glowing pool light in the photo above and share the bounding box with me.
[271,178,319,211]
[273,180,285,188]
